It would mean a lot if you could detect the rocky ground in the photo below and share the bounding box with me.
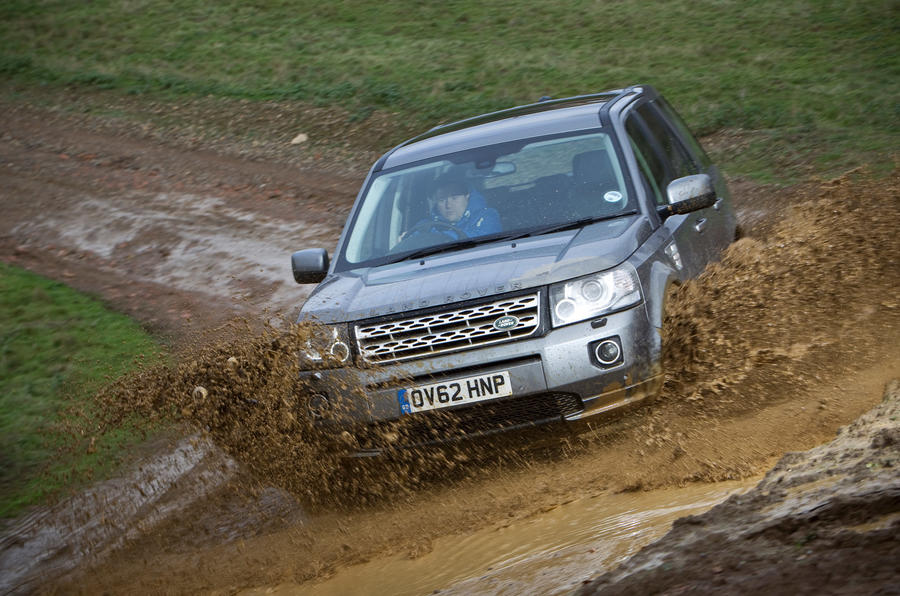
[1,89,898,594]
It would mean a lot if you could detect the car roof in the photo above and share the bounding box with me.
[379,86,648,171]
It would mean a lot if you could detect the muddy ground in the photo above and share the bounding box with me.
[0,93,898,594]
[578,380,900,596]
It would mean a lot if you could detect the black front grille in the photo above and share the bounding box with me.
[359,393,583,449]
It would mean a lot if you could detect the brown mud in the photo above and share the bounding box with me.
[1,94,898,594]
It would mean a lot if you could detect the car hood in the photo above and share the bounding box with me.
[300,215,651,323]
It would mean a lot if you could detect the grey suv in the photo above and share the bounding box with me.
[291,85,736,454]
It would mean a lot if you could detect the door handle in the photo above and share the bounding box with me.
[713,197,723,211]
[694,218,707,233]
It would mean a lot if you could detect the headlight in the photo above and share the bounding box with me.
[299,324,352,367]
[549,265,641,327]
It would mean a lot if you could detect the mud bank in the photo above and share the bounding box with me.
[0,435,236,594]
[578,380,900,595]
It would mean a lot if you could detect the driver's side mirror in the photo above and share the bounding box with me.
[657,174,716,220]
[291,248,329,284]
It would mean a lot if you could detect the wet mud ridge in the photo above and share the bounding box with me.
[579,380,900,596]
[0,434,303,596]
[0,436,236,595]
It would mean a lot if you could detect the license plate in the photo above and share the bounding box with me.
[398,371,512,414]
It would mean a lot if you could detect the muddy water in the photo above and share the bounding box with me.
[245,480,751,596]
[9,190,332,314]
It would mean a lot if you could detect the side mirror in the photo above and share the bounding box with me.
[657,174,716,220]
[291,249,329,284]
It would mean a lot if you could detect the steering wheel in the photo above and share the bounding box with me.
[406,219,468,239]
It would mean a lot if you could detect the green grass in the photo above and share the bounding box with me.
[0,263,164,518]
[0,1,897,181]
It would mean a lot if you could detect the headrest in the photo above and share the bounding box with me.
[572,150,615,186]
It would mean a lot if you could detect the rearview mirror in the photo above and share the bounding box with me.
[489,161,516,176]
[657,174,716,220]
[291,248,329,284]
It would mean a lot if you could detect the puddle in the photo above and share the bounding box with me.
[244,480,753,596]
[11,191,330,312]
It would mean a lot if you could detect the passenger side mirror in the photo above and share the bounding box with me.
[657,174,716,220]
[291,248,329,284]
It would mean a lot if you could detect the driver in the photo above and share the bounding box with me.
[411,176,501,240]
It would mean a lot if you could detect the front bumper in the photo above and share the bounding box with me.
[298,303,662,449]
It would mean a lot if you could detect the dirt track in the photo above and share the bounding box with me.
[1,97,898,594]
[0,100,360,343]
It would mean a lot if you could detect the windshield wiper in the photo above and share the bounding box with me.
[498,210,638,242]
[382,211,638,265]
[384,238,483,264]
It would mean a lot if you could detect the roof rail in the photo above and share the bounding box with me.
[411,89,623,143]
[374,86,643,172]
[598,85,642,121]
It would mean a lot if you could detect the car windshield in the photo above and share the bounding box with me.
[338,130,633,269]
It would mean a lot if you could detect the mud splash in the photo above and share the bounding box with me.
[660,169,899,432]
[83,320,359,507]
[31,171,900,594]
[88,171,898,502]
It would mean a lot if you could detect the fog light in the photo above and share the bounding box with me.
[594,339,621,366]
[330,340,350,362]
[307,393,331,419]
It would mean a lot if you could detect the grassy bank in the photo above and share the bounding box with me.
[0,264,164,518]
[1,0,897,181]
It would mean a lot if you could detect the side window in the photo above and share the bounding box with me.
[653,97,711,168]
[625,115,666,205]
[636,104,699,180]
[628,136,664,206]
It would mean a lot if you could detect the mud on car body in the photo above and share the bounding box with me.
[291,85,736,455]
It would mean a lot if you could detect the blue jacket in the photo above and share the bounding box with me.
[428,190,501,239]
